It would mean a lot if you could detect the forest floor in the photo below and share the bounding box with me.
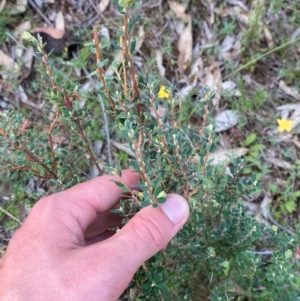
[1,0,300,269]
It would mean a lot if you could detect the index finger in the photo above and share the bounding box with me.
[45,169,139,232]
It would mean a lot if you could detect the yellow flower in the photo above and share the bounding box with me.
[277,118,294,132]
[158,85,170,99]
[137,192,143,198]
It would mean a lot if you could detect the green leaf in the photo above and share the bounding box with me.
[111,180,130,192]
[129,15,141,32]
[52,127,59,135]
[130,159,140,172]
[84,42,96,47]
[96,58,109,68]
[86,70,98,78]
[112,60,120,69]
[243,133,257,146]
[111,42,123,50]
[112,0,126,13]
[250,144,266,151]
[130,38,136,54]
[153,184,162,197]
[141,200,151,207]
[33,52,42,61]
[105,74,115,81]
[284,200,296,213]
[119,0,135,8]
[22,31,38,44]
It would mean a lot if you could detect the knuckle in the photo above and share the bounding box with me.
[131,214,165,250]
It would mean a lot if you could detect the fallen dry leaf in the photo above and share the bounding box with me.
[112,141,135,157]
[35,0,54,6]
[0,50,19,78]
[156,50,165,77]
[222,80,236,91]
[231,6,249,27]
[9,0,27,15]
[98,0,111,12]
[259,192,272,224]
[55,11,65,32]
[263,26,274,48]
[191,56,203,77]
[17,85,44,109]
[208,148,248,165]
[177,16,193,73]
[204,0,214,24]
[13,21,31,38]
[106,52,121,76]
[227,0,249,11]
[0,0,6,13]
[279,80,300,101]
[168,1,189,22]
[19,46,34,81]
[135,25,145,52]
[219,35,241,61]
[243,201,259,216]
[177,84,194,98]
[292,137,300,149]
[191,148,248,165]
[215,110,239,132]
[265,157,292,170]
[291,26,300,40]
[221,80,241,96]
[177,57,202,98]
[13,21,32,59]
[199,62,222,107]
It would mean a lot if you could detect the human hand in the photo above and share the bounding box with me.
[0,169,189,301]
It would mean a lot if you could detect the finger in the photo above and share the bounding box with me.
[85,212,123,238]
[88,194,189,283]
[85,230,116,245]
[41,169,139,233]
[24,170,139,247]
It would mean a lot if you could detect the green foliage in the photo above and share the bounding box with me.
[1,4,300,301]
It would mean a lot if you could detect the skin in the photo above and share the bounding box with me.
[0,169,189,301]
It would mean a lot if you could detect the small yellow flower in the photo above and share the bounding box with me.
[277,118,294,133]
[158,85,170,99]
[137,192,143,198]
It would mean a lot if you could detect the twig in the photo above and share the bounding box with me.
[5,32,28,51]
[120,36,128,97]
[19,141,57,178]
[224,35,300,79]
[68,137,73,181]
[93,25,116,112]
[28,0,52,26]
[0,206,22,225]
[246,250,273,255]
[123,14,142,125]
[267,211,295,236]
[149,94,170,157]
[97,94,112,164]
[48,106,60,173]
[74,112,102,174]
[77,57,112,164]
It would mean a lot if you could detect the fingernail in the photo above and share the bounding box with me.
[160,194,189,224]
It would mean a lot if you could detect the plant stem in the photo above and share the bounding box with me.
[0,206,23,225]
[93,25,116,112]
[224,35,300,79]
[74,112,102,174]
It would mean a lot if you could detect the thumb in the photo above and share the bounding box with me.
[111,193,189,274]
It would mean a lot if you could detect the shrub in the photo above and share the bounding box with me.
[1,1,299,299]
